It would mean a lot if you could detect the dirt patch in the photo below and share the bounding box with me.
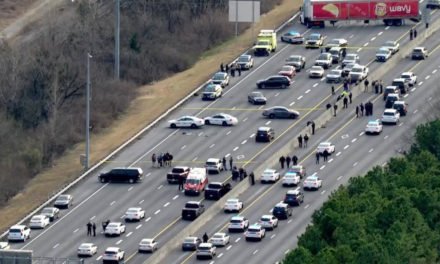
[0,0,302,232]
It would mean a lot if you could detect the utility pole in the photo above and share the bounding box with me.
[85,53,92,170]
[115,0,120,80]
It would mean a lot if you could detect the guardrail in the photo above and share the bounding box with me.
[0,10,300,239]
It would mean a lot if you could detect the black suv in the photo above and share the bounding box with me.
[204,182,232,200]
[391,78,409,94]
[98,167,143,183]
[256,127,275,142]
[256,76,291,89]
[284,190,304,206]
[272,203,293,220]
[383,86,399,100]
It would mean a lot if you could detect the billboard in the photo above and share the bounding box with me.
[311,0,419,20]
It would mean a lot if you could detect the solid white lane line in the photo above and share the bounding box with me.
[157,185,163,190]
[241,140,247,145]
[136,224,142,230]
[250,133,255,138]
[164,202,170,207]
[154,210,160,215]
[145,217,151,222]
[181,145,186,150]
[344,145,350,149]
[173,195,179,200]
[265,121,271,125]
[305,89,311,94]
[235,237,241,243]
[128,187,133,192]
[139,200,144,204]
[313,83,318,87]
[353,162,358,167]
[209,144,215,148]
[116,240,123,245]
[369,148,374,153]
[226,130,232,135]
[233,146,239,151]
[126,232,133,237]
[304,204,310,209]
[289,101,295,106]
[336,152,341,156]
[297,95,303,100]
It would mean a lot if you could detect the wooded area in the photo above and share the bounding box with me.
[283,120,440,264]
[0,0,282,206]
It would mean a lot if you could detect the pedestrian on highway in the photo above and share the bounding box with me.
[178,175,185,191]
[220,63,225,72]
[410,28,413,40]
[311,121,316,135]
[292,155,298,166]
[315,151,320,164]
[230,64,236,77]
[333,104,338,116]
[369,101,374,115]
[203,233,209,243]
[92,222,96,237]
[243,170,247,179]
[379,80,383,93]
[169,153,174,166]
[163,152,169,166]
[151,153,157,168]
[342,48,347,58]
[303,134,309,148]
[360,103,364,116]
[237,64,242,76]
[239,167,244,181]
[323,150,329,162]
[286,155,291,168]
[232,167,239,181]
[343,97,348,109]
[331,85,335,95]
[349,92,352,104]
[229,156,233,171]
[414,28,418,38]
[374,82,379,94]
[225,64,229,73]
[356,105,359,118]
[279,155,286,169]
[87,222,92,236]
[158,153,163,167]
[364,79,369,92]
[343,81,349,91]
[297,135,303,148]
[222,156,227,170]
[249,172,255,185]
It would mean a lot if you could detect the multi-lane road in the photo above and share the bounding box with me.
[6,9,440,264]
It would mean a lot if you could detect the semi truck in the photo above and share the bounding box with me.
[300,0,421,28]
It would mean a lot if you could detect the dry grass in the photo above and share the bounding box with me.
[0,0,302,232]
[0,0,40,30]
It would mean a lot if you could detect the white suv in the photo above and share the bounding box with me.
[8,225,30,242]
[260,169,280,183]
[228,216,249,232]
[245,224,266,241]
[282,169,301,186]
[205,158,224,174]
[196,243,216,259]
[102,247,125,261]
[303,176,322,190]
[381,109,400,125]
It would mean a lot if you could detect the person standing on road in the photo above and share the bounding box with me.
[151,154,156,168]
[158,153,163,167]
[220,63,225,72]
[237,64,242,76]
[303,134,309,148]
[333,104,338,116]
[410,28,413,40]
[331,85,335,95]
[229,156,233,171]
[323,150,329,162]
[360,103,364,116]
[286,155,291,168]
[87,222,92,236]
[292,155,298,166]
[222,156,227,171]
[203,233,209,243]
[249,172,255,185]
[279,156,286,169]
[414,28,418,38]
[343,97,348,109]
[315,151,320,164]
[92,222,96,237]
[297,135,303,148]
[311,121,316,135]
[369,101,374,115]
[364,79,369,92]
[178,175,184,191]
[239,167,244,181]
[349,92,352,104]
[379,80,383,94]
[356,105,359,118]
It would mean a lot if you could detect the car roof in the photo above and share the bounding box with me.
[80,243,95,247]
[231,215,245,220]
[275,202,288,207]
[319,141,331,145]
[249,224,262,228]
[141,238,154,242]
[311,66,324,69]
[106,247,120,252]
[287,189,301,194]
[287,31,300,35]
[264,168,276,173]
[199,243,212,247]
[310,33,321,36]
[368,120,380,124]
[10,225,26,229]
[258,126,272,131]
[401,72,413,75]
[393,78,405,81]
[261,214,274,218]
[394,101,405,104]
[384,108,397,113]
[306,175,319,180]
[227,198,239,202]
[207,158,220,162]
[388,93,399,97]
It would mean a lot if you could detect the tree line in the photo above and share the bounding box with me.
[0,0,282,206]
[283,120,440,263]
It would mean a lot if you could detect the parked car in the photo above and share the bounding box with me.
[258,215,279,230]
[342,53,360,68]
[289,165,306,178]
[167,166,190,184]
[210,72,229,87]
[303,175,322,190]
[348,65,368,83]
[316,142,335,155]
[256,75,291,89]
[328,47,343,63]
[124,207,145,222]
[204,113,238,126]
[325,38,348,52]
[305,33,324,48]
[260,169,280,183]
[285,55,306,71]
[281,31,304,44]
[138,238,158,253]
[209,233,230,247]
[7,225,30,242]
[224,198,243,213]
[376,47,392,62]
[236,55,254,70]
[182,201,205,221]
[326,69,343,83]
[169,116,205,128]
[391,78,409,94]
[29,215,50,229]
[104,222,126,236]
[248,91,267,105]
[245,224,266,241]
[383,40,400,54]
[102,247,124,262]
[77,243,98,257]
[381,109,400,125]
[342,62,357,77]
[365,120,383,135]
[400,72,417,86]
[204,182,231,200]
[315,53,332,69]
[272,203,292,220]
[54,194,73,209]
[385,93,400,109]
[205,158,224,174]
[182,237,202,251]
[309,66,325,78]
[262,106,300,119]
[196,243,216,260]
[255,127,275,142]
[282,169,301,186]
[393,101,408,116]
[278,65,296,78]
[284,188,304,206]
[40,207,60,222]
[412,47,428,60]
[202,83,223,100]
[228,216,249,232]
[99,167,144,184]
[383,86,399,101]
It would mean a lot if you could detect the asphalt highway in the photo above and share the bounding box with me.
[6,11,439,264]
[170,29,440,264]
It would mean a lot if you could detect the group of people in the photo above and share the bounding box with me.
[151,152,173,167]
[315,150,330,164]
[222,156,235,171]
[86,221,97,237]
[409,28,418,40]
[297,134,309,148]
[372,79,384,94]
[279,154,299,169]
[220,62,242,77]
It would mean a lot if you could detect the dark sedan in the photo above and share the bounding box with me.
[262,106,300,119]
[248,91,267,105]
[256,75,291,89]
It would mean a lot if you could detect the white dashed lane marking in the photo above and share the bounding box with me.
[235,237,241,243]
[270,234,276,239]
[128,187,133,192]
[146,172,151,177]
[181,145,186,150]
[233,146,239,151]
[164,202,170,207]
[53,243,59,249]
[385,26,390,30]
[297,95,303,100]
[110,201,116,206]
[351,138,357,143]
[289,101,295,106]
[433,69,438,74]
[305,89,311,94]
[265,121,271,125]
[116,240,123,245]
[96,256,102,261]
[337,176,342,181]
[320,165,326,170]
[344,145,350,149]
[363,42,369,46]
[139,200,144,204]
[136,224,142,230]
[226,130,232,135]
[321,190,326,195]
[126,232,133,237]
[359,132,365,136]
[287,219,292,224]
[356,48,362,52]
[313,83,318,87]
[253,250,259,255]
[371,36,376,41]
[241,140,247,145]
[304,204,310,209]
[404,94,409,98]
[192,156,198,161]
[157,185,163,190]
[145,217,151,222]
[418,81,423,86]
[410,87,416,92]
[209,144,215,148]
[378,31,383,36]
[349,34,354,38]
[275,92,280,97]
[414,109,418,114]
[90,216,96,220]
[336,152,341,156]
[73,228,79,233]
[328,158,333,163]
[384,135,389,139]
[399,122,404,127]
[154,210,161,215]
[250,133,255,138]
[353,162,358,167]
[369,148,374,153]
[218,253,223,258]
[226,245,232,250]
[173,195,179,200]
[243,117,248,122]
[426,75,431,80]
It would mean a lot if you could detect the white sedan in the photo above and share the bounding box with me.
[103,247,125,261]
[138,238,158,253]
[309,66,325,78]
[365,120,383,135]
[204,113,238,126]
[169,116,205,128]
[258,215,279,230]
[209,233,230,247]
[124,207,145,222]
[316,142,335,155]
[104,222,126,236]
[77,243,98,257]
[29,215,50,229]
[282,169,301,186]
[303,176,322,190]
[260,169,280,183]
[224,198,243,213]
[400,72,417,86]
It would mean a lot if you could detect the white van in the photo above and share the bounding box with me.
[8,225,31,242]
[184,168,208,196]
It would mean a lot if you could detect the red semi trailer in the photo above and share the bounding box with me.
[300,0,421,27]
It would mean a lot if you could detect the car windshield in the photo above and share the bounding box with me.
[212,74,224,80]
[206,161,217,166]
[384,112,395,116]
[318,54,329,60]
[251,92,263,97]
[329,70,340,75]
[184,238,195,243]
[311,66,322,71]
[230,219,243,223]
[401,74,410,79]
[319,143,330,147]
[288,56,301,61]
[198,246,210,250]
[328,39,340,45]
[261,217,271,221]
[105,251,116,255]
[345,55,356,60]
[58,196,69,201]
[384,41,395,47]
[256,40,269,45]
[207,184,221,189]
[127,209,138,213]
[309,34,320,40]
[351,67,363,73]
[238,56,249,62]
[378,48,389,54]
[186,179,200,184]
[107,223,118,228]
[205,86,216,92]
[212,234,223,239]
[42,208,53,214]
[281,66,291,71]
[248,228,260,232]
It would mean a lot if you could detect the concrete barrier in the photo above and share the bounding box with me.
[147,18,440,263]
